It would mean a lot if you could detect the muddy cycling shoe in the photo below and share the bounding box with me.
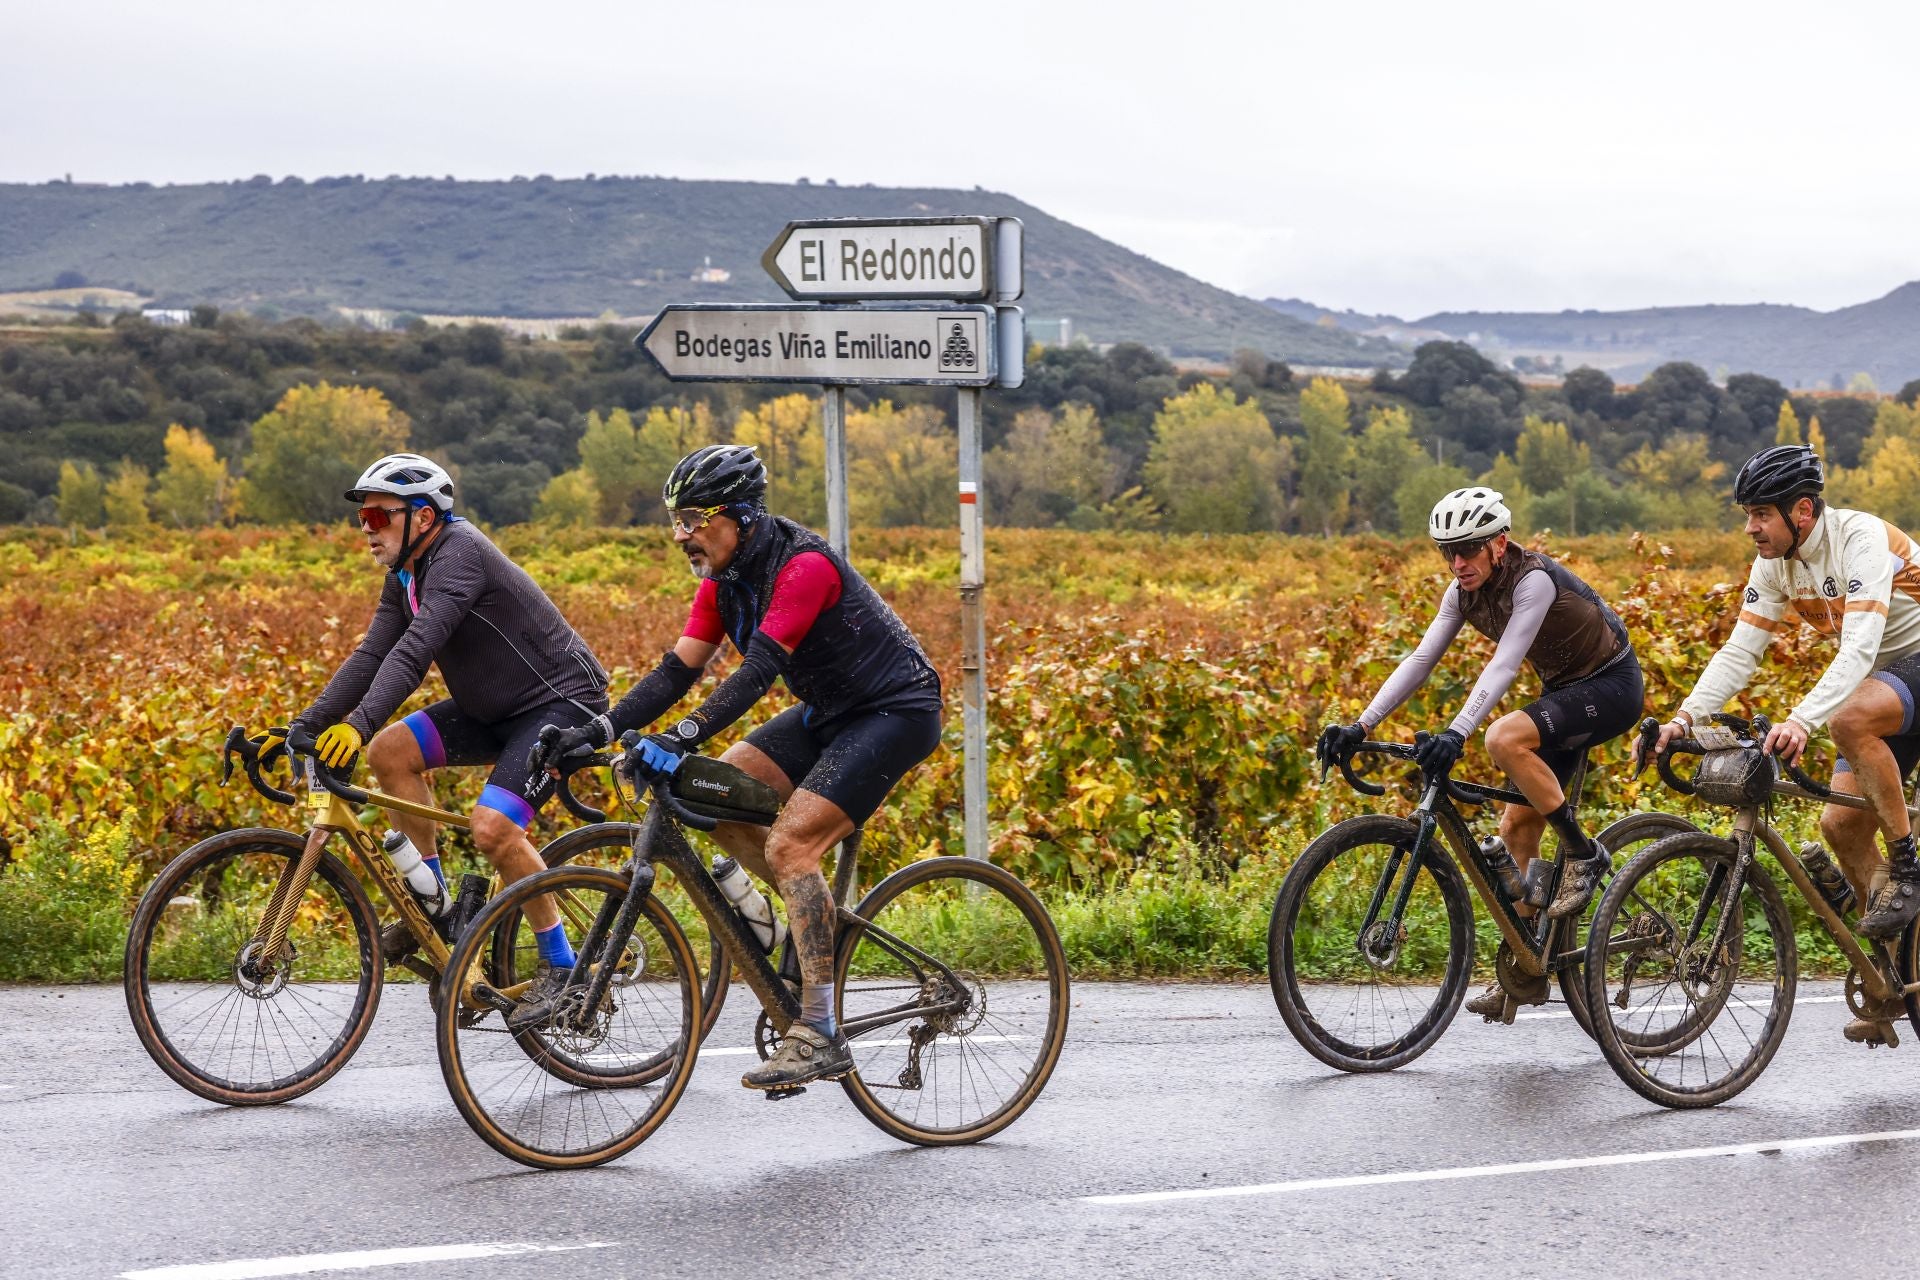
[1844,1016,1900,1047]
[505,963,575,1033]
[741,1022,853,1091]
[1465,981,1508,1020]
[1859,861,1920,939]
[1546,850,1610,920]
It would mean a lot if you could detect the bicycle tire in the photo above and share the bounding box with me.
[1561,811,1704,1038]
[124,827,381,1106]
[1269,814,1474,1072]
[437,864,701,1169]
[532,822,729,1043]
[1583,830,1796,1109]
[835,856,1070,1146]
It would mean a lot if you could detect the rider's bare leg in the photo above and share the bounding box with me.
[367,725,440,862]
[1826,679,1912,899]
[710,741,796,888]
[1485,711,1566,820]
[763,791,856,1030]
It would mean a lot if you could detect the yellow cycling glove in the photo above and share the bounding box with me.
[314,723,364,769]
[248,728,287,761]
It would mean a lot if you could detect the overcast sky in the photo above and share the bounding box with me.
[5,0,1916,319]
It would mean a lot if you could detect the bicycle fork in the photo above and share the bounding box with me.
[1358,809,1436,968]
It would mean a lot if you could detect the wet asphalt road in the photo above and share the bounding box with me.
[7,979,1920,1279]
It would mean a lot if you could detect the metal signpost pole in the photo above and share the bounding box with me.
[957,387,988,860]
[822,386,848,557]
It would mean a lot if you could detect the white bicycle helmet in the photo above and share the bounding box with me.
[345,453,455,513]
[1428,487,1512,546]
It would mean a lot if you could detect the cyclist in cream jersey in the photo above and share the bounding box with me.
[1640,447,1920,1044]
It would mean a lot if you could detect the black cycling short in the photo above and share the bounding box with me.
[1835,652,1920,778]
[401,696,606,828]
[1521,652,1645,787]
[744,704,943,826]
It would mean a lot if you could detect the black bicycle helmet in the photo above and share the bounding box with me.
[662,444,767,510]
[1732,445,1824,508]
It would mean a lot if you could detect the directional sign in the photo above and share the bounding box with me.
[763,217,1000,301]
[637,304,998,386]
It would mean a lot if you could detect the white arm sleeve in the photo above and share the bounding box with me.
[1358,586,1465,731]
[1447,571,1555,738]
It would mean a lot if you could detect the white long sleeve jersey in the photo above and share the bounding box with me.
[1680,507,1920,732]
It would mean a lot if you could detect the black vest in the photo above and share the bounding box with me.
[714,516,941,722]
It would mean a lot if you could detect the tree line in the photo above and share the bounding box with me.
[7,310,1920,535]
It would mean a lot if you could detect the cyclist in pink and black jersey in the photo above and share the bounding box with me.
[531,444,942,1089]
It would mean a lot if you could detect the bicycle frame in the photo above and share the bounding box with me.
[1348,749,1593,982]
[550,790,976,1044]
[253,755,471,981]
[1639,713,1920,1008]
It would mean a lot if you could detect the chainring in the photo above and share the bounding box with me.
[1494,941,1549,1006]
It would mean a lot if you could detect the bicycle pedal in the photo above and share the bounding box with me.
[763,1086,808,1101]
[1499,995,1519,1026]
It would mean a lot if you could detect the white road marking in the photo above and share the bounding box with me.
[1083,1127,1920,1205]
[1515,994,1843,1021]
[121,1241,612,1279]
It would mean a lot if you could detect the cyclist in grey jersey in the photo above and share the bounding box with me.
[286,454,607,1002]
[1320,489,1643,1017]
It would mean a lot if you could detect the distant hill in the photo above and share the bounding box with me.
[0,176,1403,366]
[1412,284,1920,389]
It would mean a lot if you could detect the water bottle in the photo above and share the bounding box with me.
[712,856,786,953]
[1798,842,1857,916]
[1480,836,1527,901]
[383,830,451,919]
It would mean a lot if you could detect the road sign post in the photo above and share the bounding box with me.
[640,216,1024,863]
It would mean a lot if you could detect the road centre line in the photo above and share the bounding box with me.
[1083,1127,1920,1206]
[121,1241,612,1280]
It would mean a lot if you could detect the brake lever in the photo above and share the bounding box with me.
[1631,717,1660,781]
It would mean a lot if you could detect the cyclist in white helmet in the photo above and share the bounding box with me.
[1318,487,1644,1019]
[282,453,609,1027]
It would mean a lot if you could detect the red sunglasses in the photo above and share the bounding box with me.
[356,504,412,531]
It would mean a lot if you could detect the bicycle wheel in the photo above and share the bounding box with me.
[436,865,700,1169]
[1583,830,1796,1108]
[835,856,1070,1146]
[531,822,729,1044]
[124,827,381,1105]
[1560,811,1704,1037]
[1269,814,1473,1072]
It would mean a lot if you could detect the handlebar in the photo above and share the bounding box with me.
[1637,713,1833,802]
[221,725,296,806]
[1323,736,1519,808]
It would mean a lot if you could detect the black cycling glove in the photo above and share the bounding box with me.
[1316,722,1366,773]
[526,715,612,778]
[1414,728,1465,778]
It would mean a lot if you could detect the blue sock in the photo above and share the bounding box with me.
[535,921,576,969]
[421,854,446,889]
[800,984,837,1038]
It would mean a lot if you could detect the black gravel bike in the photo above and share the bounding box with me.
[1584,714,1920,1108]
[434,737,1071,1169]
[1269,733,1695,1072]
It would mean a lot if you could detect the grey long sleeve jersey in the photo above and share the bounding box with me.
[1357,572,1557,739]
[293,520,607,738]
